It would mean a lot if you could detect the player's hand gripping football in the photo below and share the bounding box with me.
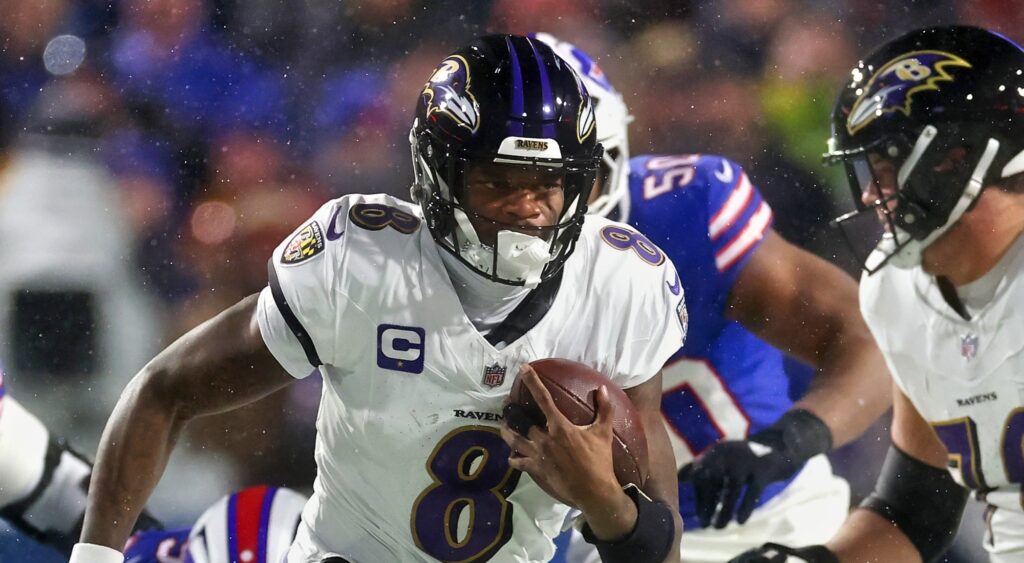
[499,364,620,510]
[727,542,838,563]
[679,410,831,528]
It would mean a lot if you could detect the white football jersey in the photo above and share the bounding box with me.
[257,193,687,563]
[861,236,1024,557]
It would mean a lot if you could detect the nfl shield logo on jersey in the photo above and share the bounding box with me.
[482,363,506,388]
[961,332,979,361]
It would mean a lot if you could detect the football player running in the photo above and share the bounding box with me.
[71,35,687,563]
[732,25,1024,563]
[531,33,891,562]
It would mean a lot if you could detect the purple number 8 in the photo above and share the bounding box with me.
[600,225,665,266]
[932,417,987,490]
[933,410,1024,494]
[350,203,420,234]
[411,426,521,562]
[1001,408,1024,484]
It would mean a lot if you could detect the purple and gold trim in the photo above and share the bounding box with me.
[349,203,420,234]
[600,225,665,266]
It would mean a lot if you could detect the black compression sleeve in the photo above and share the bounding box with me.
[860,444,969,563]
[580,485,675,563]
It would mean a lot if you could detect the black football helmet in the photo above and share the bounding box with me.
[825,26,1024,273]
[409,34,602,286]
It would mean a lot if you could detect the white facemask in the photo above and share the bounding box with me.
[453,208,555,288]
[869,130,997,271]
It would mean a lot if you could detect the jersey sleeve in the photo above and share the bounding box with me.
[257,288,319,379]
[700,155,774,284]
[257,198,350,378]
[612,254,689,390]
[858,268,913,398]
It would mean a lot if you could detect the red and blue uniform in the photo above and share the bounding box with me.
[124,528,189,563]
[123,485,305,563]
[627,154,806,530]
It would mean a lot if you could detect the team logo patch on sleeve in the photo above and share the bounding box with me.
[676,297,688,341]
[281,221,325,265]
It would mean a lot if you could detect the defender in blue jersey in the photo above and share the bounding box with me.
[70,485,304,563]
[533,34,893,562]
[122,485,306,563]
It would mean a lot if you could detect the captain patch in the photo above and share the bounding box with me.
[281,221,325,265]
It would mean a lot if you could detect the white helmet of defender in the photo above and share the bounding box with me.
[532,32,634,222]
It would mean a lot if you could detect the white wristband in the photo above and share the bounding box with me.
[69,542,124,563]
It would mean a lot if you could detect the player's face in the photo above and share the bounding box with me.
[862,146,971,232]
[463,162,565,246]
[861,152,901,229]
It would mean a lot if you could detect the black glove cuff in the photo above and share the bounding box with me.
[736,543,839,563]
[752,409,832,461]
[581,485,675,563]
[860,444,967,562]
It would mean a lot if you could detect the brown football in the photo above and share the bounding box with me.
[508,358,649,487]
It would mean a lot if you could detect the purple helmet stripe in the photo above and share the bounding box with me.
[257,487,277,563]
[527,38,556,139]
[226,493,240,563]
[505,35,525,136]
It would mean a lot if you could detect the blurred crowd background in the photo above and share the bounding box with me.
[1,0,1019,560]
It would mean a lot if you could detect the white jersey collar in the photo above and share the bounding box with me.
[438,247,530,334]
[957,230,1024,313]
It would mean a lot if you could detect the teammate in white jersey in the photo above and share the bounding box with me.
[733,25,1024,563]
[71,35,687,563]
[531,33,890,563]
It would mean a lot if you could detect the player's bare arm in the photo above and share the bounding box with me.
[683,229,893,529]
[824,384,958,563]
[79,294,294,554]
[730,384,966,563]
[726,230,891,446]
[624,370,683,560]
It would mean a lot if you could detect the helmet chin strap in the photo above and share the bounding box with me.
[877,133,999,270]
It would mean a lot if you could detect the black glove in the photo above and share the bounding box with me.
[728,542,839,563]
[679,409,832,528]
